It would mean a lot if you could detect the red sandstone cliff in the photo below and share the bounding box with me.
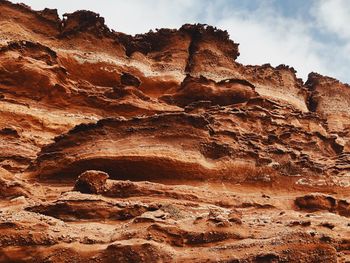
[0,1,349,262]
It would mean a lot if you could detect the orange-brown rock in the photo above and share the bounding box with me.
[73,170,109,194]
[161,75,257,107]
[306,72,350,135]
[295,193,350,217]
[0,0,349,262]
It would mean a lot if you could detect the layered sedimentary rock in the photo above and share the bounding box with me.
[0,0,349,262]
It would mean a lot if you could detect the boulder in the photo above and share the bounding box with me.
[73,170,109,194]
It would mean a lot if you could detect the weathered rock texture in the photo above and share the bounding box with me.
[0,1,349,262]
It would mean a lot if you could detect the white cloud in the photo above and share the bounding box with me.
[309,0,350,83]
[215,9,328,81]
[313,0,350,40]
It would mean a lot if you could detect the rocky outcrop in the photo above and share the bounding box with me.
[60,10,112,38]
[0,1,350,262]
[30,101,349,186]
[306,72,350,135]
[295,193,350,217]
[73,170,109,194]
[161,75,257,107]
[31,113,223,181]
[26,194,159,221]
[242,64,309,112]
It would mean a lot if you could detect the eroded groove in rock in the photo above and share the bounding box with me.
[160,75,257,107]
[30,113,221,181]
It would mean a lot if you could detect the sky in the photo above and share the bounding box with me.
[11,0,350,84]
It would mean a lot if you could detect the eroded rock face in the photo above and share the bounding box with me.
[0,1,350,262]
[60,10,112,37]
[295,193,350,217]
[306,72,350,134]
[161,75,257,107]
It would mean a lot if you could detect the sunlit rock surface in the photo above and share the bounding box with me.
[0,1,349,262]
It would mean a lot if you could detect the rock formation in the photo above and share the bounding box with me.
[0,0,349,262]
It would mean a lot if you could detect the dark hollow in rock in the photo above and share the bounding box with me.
[295,194,350,218]
[337,200,350,217]
[254,253,280,263]
[295,194,336,212]
[0,127,19,137]
[120,72,141,87]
